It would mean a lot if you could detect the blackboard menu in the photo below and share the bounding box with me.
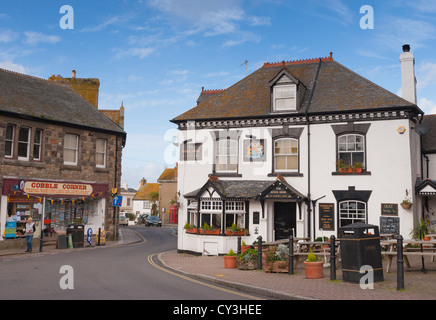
[381,203,398,216]
[319,203,335,231]
[380,216,400,235]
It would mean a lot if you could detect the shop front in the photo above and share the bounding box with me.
[0,178,108,243]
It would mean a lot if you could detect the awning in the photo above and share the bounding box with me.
[416,179,436,196]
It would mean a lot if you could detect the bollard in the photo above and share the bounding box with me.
[257,236,263,270]
[396,235,404,290]
[237,236,242,256]
[288,234,294,275]
[330,235,336,280]
[97,228,101,246]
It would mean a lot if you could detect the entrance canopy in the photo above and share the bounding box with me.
[416,179,436,196]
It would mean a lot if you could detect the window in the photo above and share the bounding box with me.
[33,129,42,161]
[64,134,78,165]
[17,127,30,160]
[181,142,202,161]
[274,138,298,171]
[143,201,150,209]
[339,200,366,228]
[338,134,365,168]
[96,139,106,168]
[5,124,14,158]
[225,201,245,229]
[215,138,238,172]
[273,84,296,111]
[200,199,222,229]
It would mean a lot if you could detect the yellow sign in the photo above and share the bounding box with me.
[24,181,93,196]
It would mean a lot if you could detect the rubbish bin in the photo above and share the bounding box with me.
[339,222,384,283]
[66,224,85,248]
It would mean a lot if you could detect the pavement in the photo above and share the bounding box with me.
[2,227,435,300]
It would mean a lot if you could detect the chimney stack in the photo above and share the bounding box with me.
[399,44,417,105]
[72,70,76,78]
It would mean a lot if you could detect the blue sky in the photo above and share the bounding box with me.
[1,0,436,189]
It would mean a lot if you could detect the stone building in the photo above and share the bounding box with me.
[0,68,126,243]
[133,178,159,217]
[157,165,178,224]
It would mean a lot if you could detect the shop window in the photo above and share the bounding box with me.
[274,138,298,172]
[5,124,15,158]
[64,134,78,165]
[17,126,31,161]
[96,138,106,168]
[33,129,42,161]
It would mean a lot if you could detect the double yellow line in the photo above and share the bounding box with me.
[147,253,265,300]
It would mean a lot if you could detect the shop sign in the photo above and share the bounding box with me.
[23,181,93,196]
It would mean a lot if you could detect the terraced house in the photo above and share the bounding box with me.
[171,45,433,256]
[0,68,126,245]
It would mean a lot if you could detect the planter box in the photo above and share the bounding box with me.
[225,229,247,236]
[199,229,220,235]
[264,260,289,273]
[237,259,258,270]
[185,228,197,234]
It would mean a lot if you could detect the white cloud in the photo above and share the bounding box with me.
[0,29,18,43]
[114,47,155,59]
[419,97,436,114]
[24,31,60,46]
[0,61,28,74]
[417,62,436,89]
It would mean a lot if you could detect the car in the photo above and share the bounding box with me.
[136,214,148,224]
[119,215,129,226]
[145,215,162,227]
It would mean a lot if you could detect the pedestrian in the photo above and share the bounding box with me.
[25,217,36,253]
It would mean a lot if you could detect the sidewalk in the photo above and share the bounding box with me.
[158,250,436,300]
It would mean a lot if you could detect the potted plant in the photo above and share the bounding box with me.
[199,222,220,235]
[225,222,247,236]
[336,159,346,173]
[241,241,251,253]
[237,248,258,270]
[224,249,237,268]
[303,249,324,279]
[353,162,363,173]
[184,222,197,234]
[401,190,413,210]
[410,218,434,240]
[263,244,289,273]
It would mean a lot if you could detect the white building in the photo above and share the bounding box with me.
[171,46,430,256]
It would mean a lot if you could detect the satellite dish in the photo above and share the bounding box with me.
[415,123,430,135]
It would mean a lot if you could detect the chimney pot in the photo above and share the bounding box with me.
[402,44,410,52]
[72,70,76,78]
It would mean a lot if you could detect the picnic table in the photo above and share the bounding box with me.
[381,239,436,273]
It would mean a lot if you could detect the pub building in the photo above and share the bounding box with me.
[172,46,435,256]
[0,67,126,244]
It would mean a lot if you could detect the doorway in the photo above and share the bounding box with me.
[274,202,296,240]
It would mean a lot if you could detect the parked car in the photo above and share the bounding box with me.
[119,215,129,226]
[136,214,148,224]
[145,215,162,227]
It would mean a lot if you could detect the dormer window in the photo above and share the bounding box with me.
[269,71,302,113]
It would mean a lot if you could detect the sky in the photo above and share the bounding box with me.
[1,0,436,189]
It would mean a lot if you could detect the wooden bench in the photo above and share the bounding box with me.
[381,251,436,273]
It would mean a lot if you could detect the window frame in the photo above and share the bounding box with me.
[63,133,79,166]
[96,138,107,168]
[273,137,299,173]
[33,129,42,161]
[337,133,366,170]
[17,126,31,161]
[338,200,367,228]
[215,137,238,173]
[5,124,15,158]
[272,83,297,112]
[180,141,202,162]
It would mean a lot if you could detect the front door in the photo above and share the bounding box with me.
[274,202,296,240]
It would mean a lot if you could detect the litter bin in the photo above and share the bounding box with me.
[66,224,85,248]
[339,222,384,283]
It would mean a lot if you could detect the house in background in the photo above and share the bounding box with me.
[133,178,159,216]
[157,165,178,224]
[120,181,137,217]
[171,45,429,256]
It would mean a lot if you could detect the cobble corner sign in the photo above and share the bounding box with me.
[23,181,93,196]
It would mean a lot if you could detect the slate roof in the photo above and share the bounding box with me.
[0,68,125,134]
[172,56,419,122]
[157,167,178,182]
[422,115,436,153]
[133,183,159,200]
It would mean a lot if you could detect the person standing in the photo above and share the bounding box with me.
[25,217,36,253]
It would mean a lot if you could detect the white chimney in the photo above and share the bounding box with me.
[399,44,417,105]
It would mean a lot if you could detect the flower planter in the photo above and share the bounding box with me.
[264,260,289,273]
[185,228,197,234]
[225,229,247,236]
[199,229,220,235]
[241,245,252,253]
[401,202,412,210]
[237,259,258,270]
[224,255,237,269]
[303,261,324,279]
[353,167,362,173]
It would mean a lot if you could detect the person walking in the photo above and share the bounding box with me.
[25,217,36,253]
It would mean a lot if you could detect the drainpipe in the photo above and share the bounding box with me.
[304,59,322,240]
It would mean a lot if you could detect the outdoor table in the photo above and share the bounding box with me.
[380,233,394,240]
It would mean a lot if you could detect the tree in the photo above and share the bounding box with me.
[147,191,159,216]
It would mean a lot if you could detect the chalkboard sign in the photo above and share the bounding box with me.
[380,216,400,235]
[319,203,335,231]
[381,203,398,216]
[253,211,260,225]
[56,234,68,249]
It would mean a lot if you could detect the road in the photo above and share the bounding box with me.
[0,225,267,301]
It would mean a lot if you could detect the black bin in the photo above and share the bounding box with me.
[339,222,384,283]
[66,224,85,248]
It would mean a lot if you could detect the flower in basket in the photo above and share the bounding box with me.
[200,222,220,234]
[336,159,346,171]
